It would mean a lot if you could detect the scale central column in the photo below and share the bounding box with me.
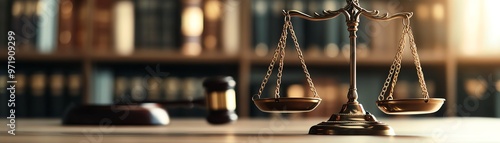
[347,21,359,103]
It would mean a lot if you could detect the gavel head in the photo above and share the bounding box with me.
[203,76,238,124]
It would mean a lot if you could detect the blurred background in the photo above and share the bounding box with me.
[0,0,499,119]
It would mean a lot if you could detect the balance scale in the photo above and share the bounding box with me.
[252,0,445,135]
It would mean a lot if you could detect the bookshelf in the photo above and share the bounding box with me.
[2,0,500,118]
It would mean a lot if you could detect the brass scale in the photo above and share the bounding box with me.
[252,0,445,135]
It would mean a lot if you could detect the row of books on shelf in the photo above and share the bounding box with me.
[251,0,447,58]
[1,0,239,56]
[0,71,82,118]
[91,68,207,117]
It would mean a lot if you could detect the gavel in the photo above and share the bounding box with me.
[63,76,238,125]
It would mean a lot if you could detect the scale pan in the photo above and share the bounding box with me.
[376,98,445,115]
[253,97,321,113]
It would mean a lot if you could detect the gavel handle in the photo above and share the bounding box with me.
[129,99,206,107]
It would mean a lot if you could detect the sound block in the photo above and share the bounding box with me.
[62,103,169,125]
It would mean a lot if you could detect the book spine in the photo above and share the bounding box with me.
[133,0,143,48]
[252,0,269,57]
[323,0,341,58]
[49,70,65,117]
[337,0,350,58]
[190,78,206,117]
[93,0,113,53]
[414,1,431,53]
[146,76,161,101]
[431,0,446,54]
[0,0,11,49]
[113,0,134,55]
[268,0,284,54]
[74,0,88,51]
[15,73,28,117]
[13,0,38,50]
[0,75,7,117]
[91,68,114,105]
[305,0,325,57]
[356,0,370,58]
[370,0,398,57]
[179,77,196,117]
[160,0,181,51]
[66,73,82,107]
[181,0,204,56]
[221,0,240,55]
[27,0,38,50]
[37,0,59,53]
[202,0,222,53]
[57,0,75,52]
[130,76,146,102]
[114,76,129,103]
[163,77,181,117]
[10,0,24,47]
[30,72,47,117]
[135,0,160,50]
[286,0,306,51]
[495,70,500,117]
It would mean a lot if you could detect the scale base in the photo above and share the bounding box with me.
[308,102,395,135]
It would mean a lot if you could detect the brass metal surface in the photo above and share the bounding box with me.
[376,98,445,115]
[253,97,321,113]
[207,90,237,110]
[309,102,394,135]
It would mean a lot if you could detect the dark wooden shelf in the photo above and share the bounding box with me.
[250,54,446,66]
[457,56,500,66]
[0,50,84,62]
[90,51,240,64]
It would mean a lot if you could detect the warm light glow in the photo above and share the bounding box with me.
[113,0,134,55]
[255,0,266,15]
[61,0,73,19]
[324,43,339,58]
[221,0,240,55]
[182,42,202,56]
[432,3,445,21]
[287,84,304,97]
[416,3,429,20]
[464,78,487,99]
[204,35,217,50]
[324,0,336,10]
[292,0,304,10]
[461,0,480,56]
[458,0,500,56]
[255,43,268,57]
[483,0,500,54]
[204,0,221,21]
[182,7,204,36]
[59,31,71,44]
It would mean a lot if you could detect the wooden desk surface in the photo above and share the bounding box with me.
[2,117,500,143]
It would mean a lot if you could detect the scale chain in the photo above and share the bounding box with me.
[256,14,319,99]
[407,26,429,100]
[256,17,289,98]
[378,18,429,101]
[287,19,319,97]
[378,22,408,101]
[387,25,408,100]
